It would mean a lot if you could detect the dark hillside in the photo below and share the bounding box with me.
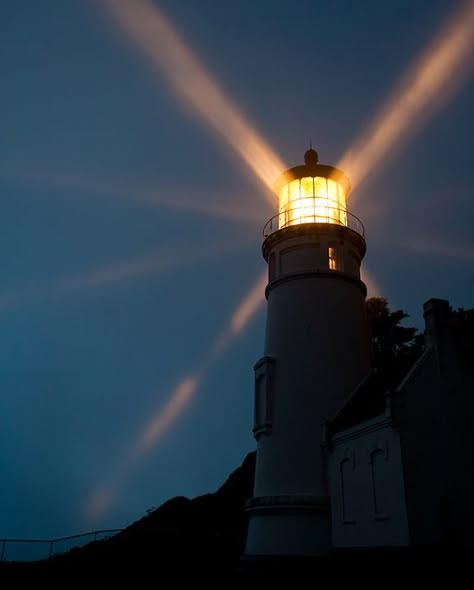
[0,451,256,586]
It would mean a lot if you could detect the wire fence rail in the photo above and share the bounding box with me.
[0,529,123,563]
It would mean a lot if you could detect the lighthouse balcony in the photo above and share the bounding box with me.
[263,205,365,239]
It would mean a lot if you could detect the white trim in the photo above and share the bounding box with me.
[332,415,392,445]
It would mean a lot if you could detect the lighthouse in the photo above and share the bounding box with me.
[244,148,372,556]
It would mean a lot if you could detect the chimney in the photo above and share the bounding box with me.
[423,298,451,349]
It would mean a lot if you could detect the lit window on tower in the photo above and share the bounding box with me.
[329,246,338,270]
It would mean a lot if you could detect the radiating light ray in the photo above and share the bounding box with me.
[83,269,267,523]
[85,376,202,524]
[86,486,114,523]
[57,251,189,293]
[230,271,267,334]
[102,0,285,199]
[361,267,382,298]
[339,0,474,195]
[208,269,267,362]
[148,191,271,226]
[401,237,474,261]
[0,165,267,226]
[353,196,389,228]
[84,376,201,524]
[0,238,252,311]
[135,376,199,457]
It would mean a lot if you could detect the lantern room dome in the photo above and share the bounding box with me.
[304,147,319,165]
[274,150,351,195]
[263,150,364,239]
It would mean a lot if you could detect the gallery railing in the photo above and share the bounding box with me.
[263,205,365,239]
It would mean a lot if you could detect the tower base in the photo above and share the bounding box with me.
[243,494,331,556]
[237,554,331,579]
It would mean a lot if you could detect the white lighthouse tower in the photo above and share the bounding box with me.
[244,148,372,556]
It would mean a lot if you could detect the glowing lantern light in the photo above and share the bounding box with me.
[264,148,363,238]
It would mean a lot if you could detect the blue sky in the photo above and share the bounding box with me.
[0,0,473,544]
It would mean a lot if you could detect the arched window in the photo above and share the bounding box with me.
[340,456,356,524]
[253,357,275,438]
[370,448,390,520]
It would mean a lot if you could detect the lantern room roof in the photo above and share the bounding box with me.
[274,151,351,195]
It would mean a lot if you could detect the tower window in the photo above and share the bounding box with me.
[253,357,275,439]
[340,457,356,524]
[370,447,391,521]
[329,246,338,270]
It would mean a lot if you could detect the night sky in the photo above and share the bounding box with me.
[1,0,473,546]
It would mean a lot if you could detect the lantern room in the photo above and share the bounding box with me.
[263,148,363,238]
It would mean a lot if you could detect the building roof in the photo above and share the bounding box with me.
[329,370,389,434]
[329,298,473,436]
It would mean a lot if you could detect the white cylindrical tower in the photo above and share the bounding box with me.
[244,148,372,556]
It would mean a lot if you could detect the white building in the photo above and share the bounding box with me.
[327,297,474,551]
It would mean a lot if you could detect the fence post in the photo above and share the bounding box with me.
[1,540,6,562]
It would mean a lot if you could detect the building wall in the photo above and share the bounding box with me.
[393,331,474,550]
[392,349,445,546]
[328,415,410,547]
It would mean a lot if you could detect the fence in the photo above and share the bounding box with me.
[0,529,123,562]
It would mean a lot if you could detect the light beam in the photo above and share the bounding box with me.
[135,376,199,457]
[401,237,474,261]
[102,0,285,200]
[0,165,268,226]
[83,269,267,524]
[361,267,383,298]
[0,239,252,311]
[339,0,474,195]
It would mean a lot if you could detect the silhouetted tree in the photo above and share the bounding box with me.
[366,297,424,387]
